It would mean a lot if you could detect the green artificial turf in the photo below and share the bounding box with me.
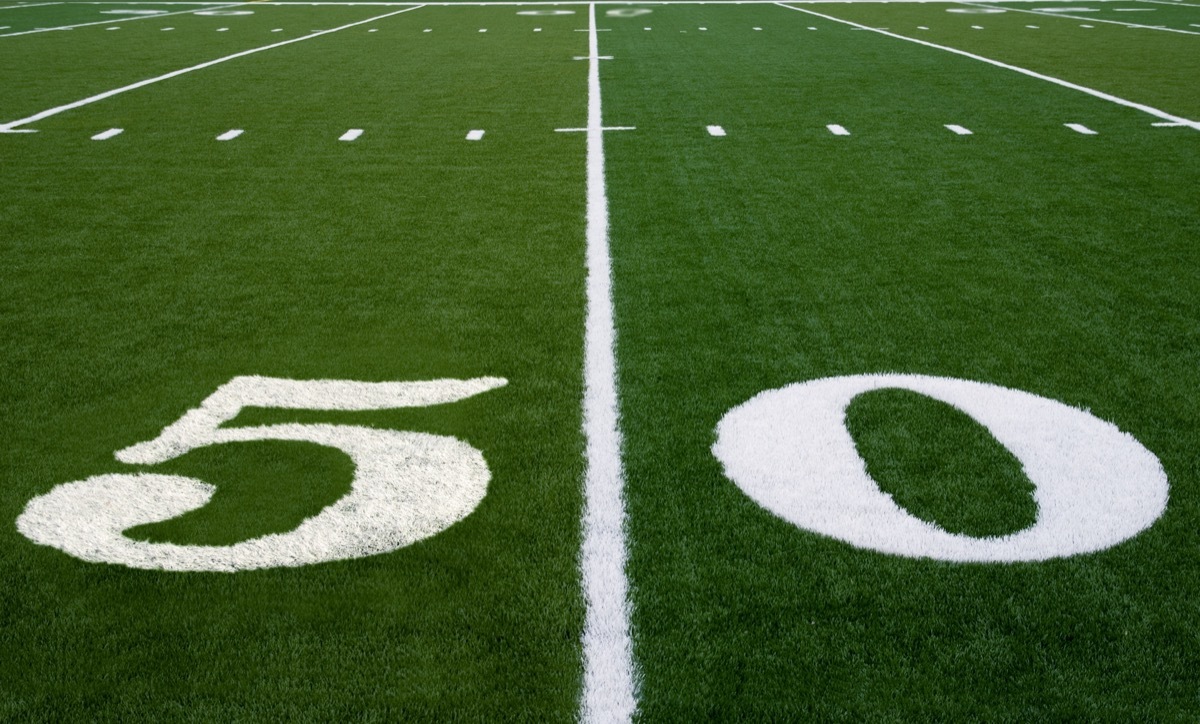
[1,6,590,719]
[3,1,1200,719]
[602,3,1200,718]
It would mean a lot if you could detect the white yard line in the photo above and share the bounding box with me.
[776,3,1200,130]
[0,2,245,37]
[962,1,1200,35]
[1135,0,1200,7]
[0,4,423,131]
[579,3,636,724]
[0,2,63,11]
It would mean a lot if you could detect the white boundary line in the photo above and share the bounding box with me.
[0,1,246,37]
[0,4,423,131]
[776,2,1200,130]
[963,1,1200,35]
[579,3,636,723]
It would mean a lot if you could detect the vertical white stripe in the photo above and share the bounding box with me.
[581,3,636,723]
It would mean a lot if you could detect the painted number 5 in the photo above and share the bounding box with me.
[17,376,507,572]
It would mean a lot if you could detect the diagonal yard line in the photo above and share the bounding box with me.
[1135,0,1200,7]
[0,2,246,37]
[579,3,637,723]
[0,4,424,131]
[0,2,63,11]
[962,1,1200,35]
[775,3,1200,130]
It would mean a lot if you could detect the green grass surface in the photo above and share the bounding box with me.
[3,0,1200,718]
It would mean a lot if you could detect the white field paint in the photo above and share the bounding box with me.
[605,7,651,15]
[964,1,1200,33]
[516,8,575,13]
[101,8,167,14]
[0,5,424,131]
[478,26,487,30]
[216,128,243,140]
[945,124,972,134]
[339,128,363,140]
[713,374,1169,563]
[216,26,228,30]
[91,127,123,140]
[707,124,726,136]
[465,129,485,140]
[106,26,119,29]
[827,123,850,135]
[17,376,507,572]
[1065,122,1098,134]
[579,4,636,723]
[162,26,175,30]
[193,7,253,13]
[0,2,63,10]
[41,1,1149,5]
[1113,6,1156,9]
[0,2,245,38]
[775,3,1200,131]
[271,27,282,31]
[34,1,1146,6]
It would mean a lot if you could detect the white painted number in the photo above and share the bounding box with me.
[713,374,1168,562]
[606,8,652,17]
[17,376,507,572]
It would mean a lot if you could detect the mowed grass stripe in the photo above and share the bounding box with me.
[601,3,1200,718]
[0,6,589,718]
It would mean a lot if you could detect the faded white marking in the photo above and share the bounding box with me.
[1065,122,1097,134]
[707,124,726,136]
[827,123,850,135]
[964,1,1200,34]
[713,374,1169,563]
[479,26,487,31]
[0,5,425,131]
[466,129,485,140]
[18,376,507,572]
[945,123,973,134]
[517,8,574,14]
[0,1,243,37]
[776,3,1200,131]
[216,128,243,140]
[339,128,363,140]
[91,127,123,140]
[579,4,635,723]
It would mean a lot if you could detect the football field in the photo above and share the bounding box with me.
[2,0,1199,718]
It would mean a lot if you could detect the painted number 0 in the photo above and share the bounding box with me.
[17,376,507,572]
[714,374,1169,562]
